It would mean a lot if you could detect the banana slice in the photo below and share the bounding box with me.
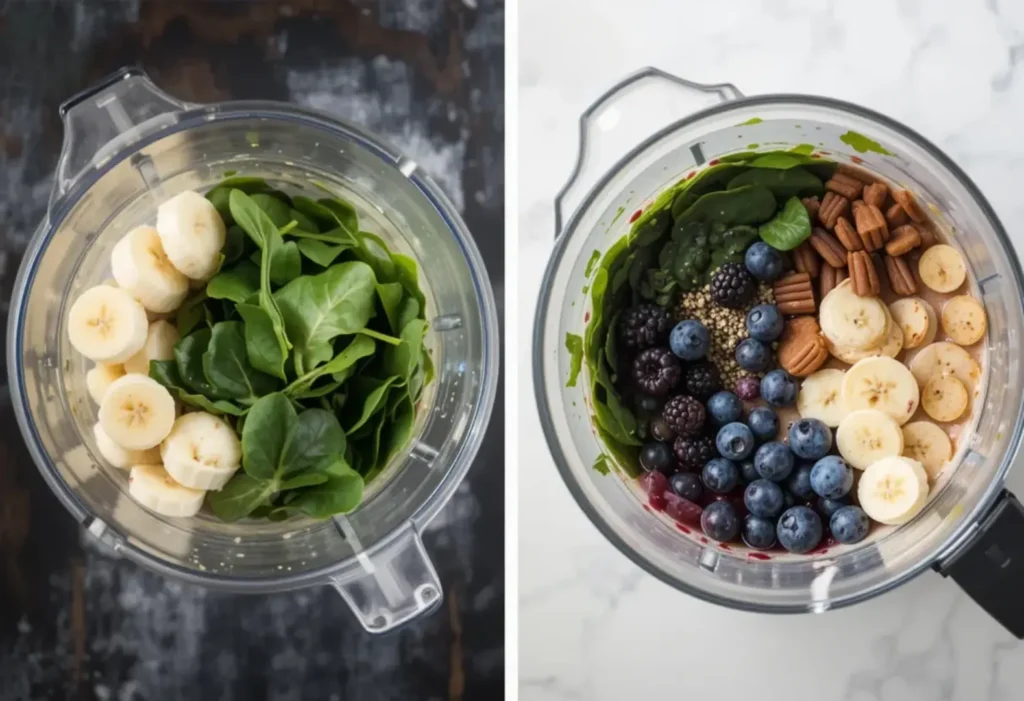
[902,421,953,480]
[156,190,227,280]
[92,422,160,470]
[908,341,982,391]
[67,285,149,363]
[160,412,242,491]
[819,279,889,351]
[921,375,968,422]
[123,320,181,376]
[86,363,126,405]
[796,368,848,427]
[111,225,190,313]
[842,356,920,424]
[941,295,987,346]
[128,464,206,518]
[98,374,176,451]
[826,307,903,364]
[836,409,904,470]
[858,456,930,525]
[889,297,937,350]
[918,244,966,293]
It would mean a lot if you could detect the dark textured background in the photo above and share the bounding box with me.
[0,1,504,699]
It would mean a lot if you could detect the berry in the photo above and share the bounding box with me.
[661,395,705,437]
[709,263,757,309]
[636,394,661,414]
[735,375,761,400]
[744,479,785,518]
[735,338,773,373]
[665,493,703,527]
[786,463,817,501]
[633,347,681,396]
[739,460,759,484]
[745,241,786,283]
[707,391,743,426]
[743,515,778,550]
[650,418,673,442]
[830,506,871,544]
[670,472,703,502]
[681,361,722,401]
[747,406,779,442]
[745,304,785,342]
[817,496,852,520]
[643,470,670,510]
[716,422,755,461]
[754,441,794,482]
[669,320,710,361]
[761,369,798,407]
[789,418,832,460]
[673,434,717,470]
[619,304,672,351]
[702,457,740,494]
[701,500,741,542]
[639,441,674,472]
[809,456,854,500]
[776,506,823,554]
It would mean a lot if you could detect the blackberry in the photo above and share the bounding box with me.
[661,395,706,437]
[710,263,757,309]
[681,361,722,401]
[619,304,672,351]
[632,347,681,396]
[673,433,718,471]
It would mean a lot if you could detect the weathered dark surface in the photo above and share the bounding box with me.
[0,1,504,699]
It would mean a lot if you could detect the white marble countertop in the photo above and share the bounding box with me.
[517,1,1024,699]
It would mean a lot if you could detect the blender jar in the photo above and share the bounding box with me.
[534,67,1024,635]
[8,68,499,633]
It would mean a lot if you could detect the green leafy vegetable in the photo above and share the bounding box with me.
[150,360,244,416]
[727,167,823,199]
[565,333,583,388]
[296,239,351,267]
[758,196,812,251]
[206,261,260,304]
[203,321,280,402]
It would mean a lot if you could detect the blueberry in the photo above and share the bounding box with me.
[809,455,854,500]
[701,500,741,542]
[716,422,755,461]
[739,460,759,484]
[789,418,833,460]
[701,457,740,494]
[786,463,817,500]
[745,241,786,283]
[783,490,797,510]
[754,441,794,482]
[745,304,785,342]
[669,472,703,502]
[761,369,799,407]
[831,506,871,544]
[669,320,710,361]
[747,406,779,442]
[707,391,744,426]
[743,515,778,550]
[817,496,851,520]
[744,479,785,518]
[776,506,823,554]
[735,338,773,373]
[650,418,674,442]
[639,441,674,472]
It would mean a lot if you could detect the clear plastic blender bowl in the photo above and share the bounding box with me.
[8,68,499,633]
[534,68,1024,629]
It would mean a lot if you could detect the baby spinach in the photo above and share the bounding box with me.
[342,376,398,433]
[288,460,364,519]
[675,185,777,227]
[296,239,350,267]
[203,321,280,402]
[249,193,292,227]
[383,318,428,385]
[206,261,260,304]
[236,304,288,381]
[727,167,823,200]
[758,196,812,251]
[150,360,245,416]
[284,335,376,398]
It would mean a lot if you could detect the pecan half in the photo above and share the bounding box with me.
[833,216,862,251]
[778,316,829,377]
[819,192,849,230]
[848,250,881,297]
[885,202,908,229]
[819,263,848,299]
[825,172,865,200]
[883,255,917,296]
[892,189,927,222]
[774,272,816,315]
[917,220,939,249]
[809,228,848,267]
[862,182,888,208]
[793,242,821,278]
[836,163,877,183]
[801,196,821,222]
[885,224,922,256]
[853,200,889,251]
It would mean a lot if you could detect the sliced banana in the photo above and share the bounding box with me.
[67,285,149,363]
[128,464,206,518]
[98,374,176,451]
[836,409,904,470]
[842,356,919,425]
[941,295,986,346]
[86,363,126,404]
[888,297,937,350]
[826,307,903,364]
[111,225,190,313]
[858,456,930,525]
[918,244,966,293]
[902,421,953,480]
[160,412,242,491]
[123,320,181,376]
[908,341,982,391]
[92,422,160,470]
[819,279,889,351]
[156,190,227,280]
[921,374,968,423]
[796,368,848,427]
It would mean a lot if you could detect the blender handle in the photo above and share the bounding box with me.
[554,66,744,236]
[326,522,443,634]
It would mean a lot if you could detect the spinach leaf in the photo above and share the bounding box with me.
[292,196,347,231]
[288,208,319,233]
[284,408,346,475]
[392,253,427,312]
[176,294,208,336]
[565,333,583,388]
[278,472,329,490]
[203,321,280,401]
[380,392,415,466]
[376,281,404,332]
[207,187,233,224]
[290,379,343,401]
[236,304,288,381]
[750,153,806,169]
[269,241,302,286]
[222,225,247,264]
[240,393,299,480]
[174,329,228,399]
[360,328,401,345]
[317,197,359,234]
[206,261,260,304]
[758,196,812,251]
[250,193,291,227]
[351,232,397,282]
[288,462,364,519]
[382,318,428,384]
[396,297,421,331]
[296,239,350,267]
[727,167,823,199]
[284,335,376,398]
[675,185,777,227]
[342,376,398,433]
[669,163,749,219]
[207,473,277,522]
[150,360,245,416]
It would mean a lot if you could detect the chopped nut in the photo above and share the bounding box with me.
[885,202,908,229]
[819,263,848,299]
[778,316,829,377]
[885,224,922,256]
[774,272,816,315]
[836,163,878,184]
[883,255,917,296]
[848,250,881,297]
[809,228,848,267]
[833,216,862,252]
[892,189,928,223]
[793,242,821,278]
[853,200,889,251]
[819,192,849,230]
[825,172,865,200]
[802,196,821,222]
[862,182,888,208]
[917,219,940,249]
